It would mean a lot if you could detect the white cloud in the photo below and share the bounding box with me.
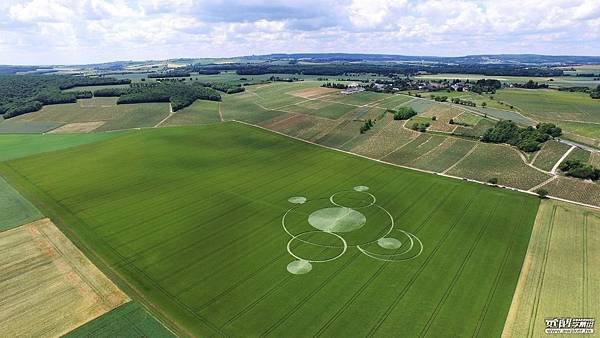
[0,0,598,65]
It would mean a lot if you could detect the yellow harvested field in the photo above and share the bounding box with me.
[288,87,338,99]
[0,219,129,337]
[48,121,106,134]
[503,200,600,337]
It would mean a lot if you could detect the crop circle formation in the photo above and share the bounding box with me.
[283,186,423,274]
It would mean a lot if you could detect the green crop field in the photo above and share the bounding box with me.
[495,89,600,124]
[560,121,600,140]
[504,200,600,337]
[6,97,171,131]
[64,301,174,338]
[0,122,539,337]
[415,73,600,89]
[163,100,221,126]
[0,176,42,231]
[0,132,120,162]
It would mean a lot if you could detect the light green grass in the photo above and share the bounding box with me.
[559,121,600,140]
[565,147,591,163]
[0,132,123,162]
[163,100,221,126]
[0,176,42,231]
[8,97,171,131]
[0,120,63,133]
[454,112,483,126]
[64,301,174,338]
[0,122,538,337]
[495,89,600,124]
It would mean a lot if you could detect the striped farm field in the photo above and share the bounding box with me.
[0,122,539,337]
[411,137,477,173]
[0,219,129,337]
[65,301,174,338]
[381,133,447,166]
[503,200,600,337]
[531,140,571,172]
[447,142,551,190]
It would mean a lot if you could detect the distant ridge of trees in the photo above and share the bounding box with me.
[185,63,564,77]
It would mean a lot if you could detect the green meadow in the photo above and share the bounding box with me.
[0,122,539,337]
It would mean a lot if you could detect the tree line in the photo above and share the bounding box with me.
[117,82,221,110]
[0,74,130,118]
[184,63,564,77]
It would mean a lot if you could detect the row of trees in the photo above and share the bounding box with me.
[148,70,191,78]
[451,98,477,107]
[117,82,221,110]
[196,82,245,94]
[470,79,502,93]
[321,82,348,89]
[186,63,564,77]
[511,80,549,89]
[481,121,562,152]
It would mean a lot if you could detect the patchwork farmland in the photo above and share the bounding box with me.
[0,123,539,336]
[0,60,598,338]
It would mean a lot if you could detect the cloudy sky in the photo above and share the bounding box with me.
[1,0,599,65]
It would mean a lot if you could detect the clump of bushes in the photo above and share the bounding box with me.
[411,122,430,132]
[559,160,600,181]
[481,120,562,152]
[360,119,375,133]
[390,107,417,120]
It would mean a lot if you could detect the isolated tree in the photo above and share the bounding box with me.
[482,102,487,107]
[535,188,549,199]
[488,177,498,185]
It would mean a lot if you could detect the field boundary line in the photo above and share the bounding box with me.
[380,134,425,160]
[442,143,478,174]
[526,205,556,338]
[528,176,557,192]
[154,103,174,128]
[218,102,224,122]
[582,212,588,316]
[411,136,450,164]
[529,144,544,164]
[235,121,600,210]
[550,145,576,174]
[509,145,552,175]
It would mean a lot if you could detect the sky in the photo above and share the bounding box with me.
[1,0,599,65]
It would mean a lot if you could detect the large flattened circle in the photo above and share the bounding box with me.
[308,207,366,233]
